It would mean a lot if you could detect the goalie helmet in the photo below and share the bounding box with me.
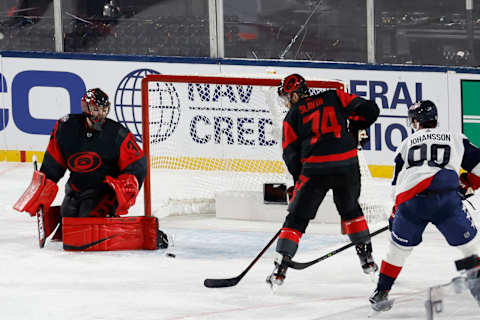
[278,73,309,97]
[81,88,111,130]
[407,100,438,129]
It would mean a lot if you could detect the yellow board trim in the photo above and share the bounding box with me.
[1,151,393,179]
[368,165,394,179]
[151,156,286,173]
[0,150,44,163]
[151,156,394,178]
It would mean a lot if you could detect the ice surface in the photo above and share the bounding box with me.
[1,162,480,320]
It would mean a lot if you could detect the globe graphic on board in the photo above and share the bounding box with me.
[114,69,181,143]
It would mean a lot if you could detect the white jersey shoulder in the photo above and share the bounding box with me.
[394,128,465,197]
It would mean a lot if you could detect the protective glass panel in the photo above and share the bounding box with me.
[63,0,209,57]
[0,0,55,52]
[223,0,367,62]
[375,1,479,67]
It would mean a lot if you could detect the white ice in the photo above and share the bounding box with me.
[1,162,480,320]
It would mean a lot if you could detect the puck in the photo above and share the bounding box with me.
[166,253,176,258]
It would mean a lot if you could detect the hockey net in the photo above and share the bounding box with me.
[140,74,391,225]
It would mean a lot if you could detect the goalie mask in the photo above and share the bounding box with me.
[407,100,438,130]
[81,88,111,130]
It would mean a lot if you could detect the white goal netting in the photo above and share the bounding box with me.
[141,74,391,225]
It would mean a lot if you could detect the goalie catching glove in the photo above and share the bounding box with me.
[13,170,58,216]
[104,173,139,216]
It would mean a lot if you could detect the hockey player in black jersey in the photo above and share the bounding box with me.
[14,88,168,250]
[266,74,380,288]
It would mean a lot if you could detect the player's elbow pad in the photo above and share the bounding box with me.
[351,100,380,129]
[13,170,58,216]
[105,173,139,216]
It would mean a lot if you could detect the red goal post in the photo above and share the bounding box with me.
[140,74,345,217]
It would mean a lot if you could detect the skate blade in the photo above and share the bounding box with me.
[266,276,283,293]
[164,234,175,255]
[363,264,379,281]
[368,299,394,315]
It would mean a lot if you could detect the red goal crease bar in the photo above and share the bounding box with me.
[142,74,345,91]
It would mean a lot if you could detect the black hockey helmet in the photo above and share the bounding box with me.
[81,88,111,128]
[407,100,438,129]
[278,73,309,97]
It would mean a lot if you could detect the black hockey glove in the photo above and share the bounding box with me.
[349,122,369,149]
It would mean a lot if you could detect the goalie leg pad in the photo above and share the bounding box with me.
[62,216,161,251]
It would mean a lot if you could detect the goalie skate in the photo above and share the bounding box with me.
[157,229,169,249]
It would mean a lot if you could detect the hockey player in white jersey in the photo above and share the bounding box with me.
[369,100,480,311]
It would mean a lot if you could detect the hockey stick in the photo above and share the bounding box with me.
[204,230,281,288]
[288,225,388,270]
[32,156,47,248]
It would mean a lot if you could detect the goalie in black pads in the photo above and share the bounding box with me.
[266,74,380,288]
[14,88,169,250]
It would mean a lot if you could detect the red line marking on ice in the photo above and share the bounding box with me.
[0,163,25,175]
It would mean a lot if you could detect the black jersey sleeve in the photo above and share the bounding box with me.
[282,109,302,182]
[391,153,404,187]
[461,138,480,173]
[40,120,67,183]
[336,90,380,130]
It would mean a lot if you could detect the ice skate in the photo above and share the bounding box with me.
[466,266,480,305]
[455,254,480,305]
[157,229,169,249]
[369,289,393,312]
[356,242,378,275]
[266,252,291,291]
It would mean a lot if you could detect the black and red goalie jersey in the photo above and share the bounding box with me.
[40,113,146,201]
[12,88,170,251]
[282,89,379,181]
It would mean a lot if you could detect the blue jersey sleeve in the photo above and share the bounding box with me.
[461,139,480,172]
[392,153,404,186]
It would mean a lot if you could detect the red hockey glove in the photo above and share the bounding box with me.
[13,170,58,216]
[460,172,480,191]
[104,174,139,216]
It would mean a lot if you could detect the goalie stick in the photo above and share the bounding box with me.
[204,230,280,288]
[32,156,47,248]
[288,225,388,270]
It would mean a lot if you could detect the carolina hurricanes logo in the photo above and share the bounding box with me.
[284,75,299,92]
[125,134,141,156]
[67,152,102,173]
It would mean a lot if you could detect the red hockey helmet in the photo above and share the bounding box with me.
[278,73,309,97]
[81,88,111,128]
